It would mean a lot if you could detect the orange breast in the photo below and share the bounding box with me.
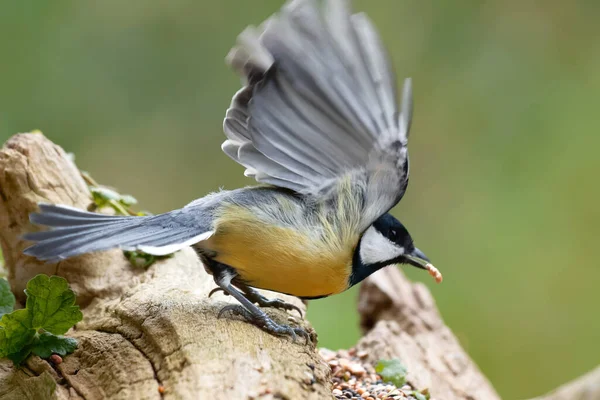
[199,205,355,298]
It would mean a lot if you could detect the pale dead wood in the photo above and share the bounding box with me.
[4,132,596,400]
[356,267,501,400]
[0,133,331,400]
[528,366,600,400]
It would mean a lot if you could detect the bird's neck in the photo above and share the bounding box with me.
[348,239,390,289]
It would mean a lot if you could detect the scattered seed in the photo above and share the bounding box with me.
[49,354,63,365]
[320,348,337,362]
[320,348,425,400]
[349,363,366,376]
[338,349,350,359]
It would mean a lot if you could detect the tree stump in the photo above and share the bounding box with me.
[0,133,329,400]
[2,132,595,400]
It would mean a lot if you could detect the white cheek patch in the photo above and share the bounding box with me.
[359,226,404,266]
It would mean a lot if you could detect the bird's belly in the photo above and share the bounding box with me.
[215,245,349,298]
[199,212,354,298]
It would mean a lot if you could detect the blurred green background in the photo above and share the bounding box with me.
[1,1,599,398]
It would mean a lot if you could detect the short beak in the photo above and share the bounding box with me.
[404,248,443,283]
[404,248,430,269]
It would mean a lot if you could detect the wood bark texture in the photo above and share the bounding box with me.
[1,133,597,400]
[528,366,600,400]
[0,133,330,400]
[356,269,600,400]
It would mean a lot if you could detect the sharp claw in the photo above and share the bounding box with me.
[290,305,303,318]
[218,304,243,318]
[287,328,298,343]
[209,287,227,298]
[295,328,311,345]
[217,305,230,318]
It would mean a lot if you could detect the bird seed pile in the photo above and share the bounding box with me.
[319,348,432,400]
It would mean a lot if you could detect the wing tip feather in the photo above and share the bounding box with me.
[400,77,413,139]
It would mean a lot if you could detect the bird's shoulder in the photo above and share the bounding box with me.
[210,184,363,242]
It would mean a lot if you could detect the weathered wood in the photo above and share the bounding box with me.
[5,132,596,400]
[356,267,501,400]
[528,366,600,400]
[0,133,331,400]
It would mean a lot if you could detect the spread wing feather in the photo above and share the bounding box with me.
[223,0,413,228]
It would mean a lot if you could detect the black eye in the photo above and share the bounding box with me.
[389,229,398,241]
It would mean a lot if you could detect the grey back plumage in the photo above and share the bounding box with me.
[223,0,414,230]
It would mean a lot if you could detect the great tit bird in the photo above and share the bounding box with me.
[23,0,442,340]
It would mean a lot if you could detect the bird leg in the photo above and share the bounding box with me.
[210,262,310,343]
[208,277,303,317]
[235,282,304,318]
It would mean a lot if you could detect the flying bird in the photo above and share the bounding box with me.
[23,0,442,341]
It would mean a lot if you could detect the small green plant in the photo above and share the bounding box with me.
[0,275,82,365]
[123,250,165,268]
[89,186,139,215]
[412,389,431,400]
[0,279,15,317]
[375,358,408,387]
[375,359,432,399]
[0,249,5,279]
[81,169,172,268]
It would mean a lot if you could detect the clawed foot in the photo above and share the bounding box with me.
[209,286,303,317]
[242,289,304,318]
[218,304,311,344]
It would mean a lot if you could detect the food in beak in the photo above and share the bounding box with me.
[426,263,443,283]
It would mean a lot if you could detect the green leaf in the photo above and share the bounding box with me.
[90,186,121,203]
[1,275,81,365]
[31,332,78,358]
[119,194,138,206]
[7,346,32,364]
[124,251,155,268]
[25,275,83,335]
[0,250,5,279]
[0,279,16,317]
[0,309,36,357]
[413,392,428,400]
[375,358,408,387]
[124,250,173,268]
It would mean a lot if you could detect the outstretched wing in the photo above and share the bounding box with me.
[222,0,413,230]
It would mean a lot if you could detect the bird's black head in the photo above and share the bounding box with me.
[349,213,433,288]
